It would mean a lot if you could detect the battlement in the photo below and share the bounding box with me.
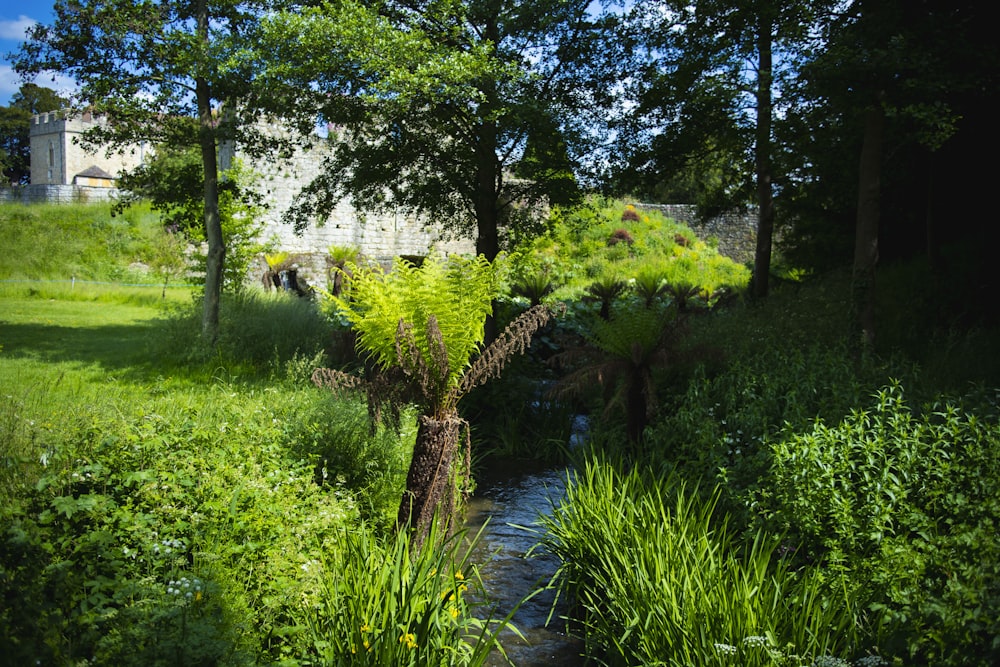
[31,110,107,136]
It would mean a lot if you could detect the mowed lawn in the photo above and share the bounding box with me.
[0,289,186,371]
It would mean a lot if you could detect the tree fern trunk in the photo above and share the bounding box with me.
[397,415,462,542]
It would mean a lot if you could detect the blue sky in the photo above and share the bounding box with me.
[0,1,69,105]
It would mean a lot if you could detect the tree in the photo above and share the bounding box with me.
[260,0,616,262]
[618,0,834,299]
[781,0,1000,346]
[13,0,292,344]
[312,255,552,543]
[0,84,67,184]
[116,142,269,292]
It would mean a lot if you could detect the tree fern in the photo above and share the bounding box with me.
[331,254,501,395]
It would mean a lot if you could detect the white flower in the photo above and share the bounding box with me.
[714,643,737,655]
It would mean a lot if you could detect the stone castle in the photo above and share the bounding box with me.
[2,110,475,283]
[1,111,757,281]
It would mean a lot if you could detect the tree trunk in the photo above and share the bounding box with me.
[197,1,223,346]
[852,101,884,352]
[397,415,463,543]
[751,12,775,300]
[625,374,647,445]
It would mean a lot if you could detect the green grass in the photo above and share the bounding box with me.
[0,201,180,283]
[0,283,520,664]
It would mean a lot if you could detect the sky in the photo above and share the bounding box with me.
[0,0,74,106]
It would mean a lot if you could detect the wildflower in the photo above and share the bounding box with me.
[399,632,417,649]
[714,643,737,655]
[854,656,888,667]
[812,657,850,667]
[449,605,459,620]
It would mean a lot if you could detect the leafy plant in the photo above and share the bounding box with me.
[314,254,553,541]
[766,383,1000,665]
[298,519,518,666]
[583,276,627,321]
[551,307,680,445]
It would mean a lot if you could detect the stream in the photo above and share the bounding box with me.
[465,459,584,666]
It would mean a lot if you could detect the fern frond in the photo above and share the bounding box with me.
[458,304,554,398]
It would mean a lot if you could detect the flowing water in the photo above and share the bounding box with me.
[465,459,585,666]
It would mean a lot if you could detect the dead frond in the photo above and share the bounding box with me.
[459,304,554,397]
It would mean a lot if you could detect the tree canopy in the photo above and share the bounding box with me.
[260,0,619,260]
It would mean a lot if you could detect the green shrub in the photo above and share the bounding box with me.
[766,383,1000,665]
[646,342,876,530]
[0,377,418,664]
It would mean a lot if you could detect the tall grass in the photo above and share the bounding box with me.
[540,458,871,667]
[0,201,174,282]
[299,520,518,666]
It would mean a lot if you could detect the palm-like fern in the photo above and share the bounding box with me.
[330,255,500,414]
[315,254,553,541]
[551,308,679,444]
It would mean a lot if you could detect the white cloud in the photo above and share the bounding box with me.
[0,64,22,99]
[0,15,36,41]
[1,64,79,105]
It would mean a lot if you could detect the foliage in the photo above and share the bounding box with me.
[0,375,366,665]
[539,458,869,666]
[513,196,749,303]
[297,520,516,666]
[259,0,616,259]
[317,253,554,539]
[766,383,1000,665]
[325,254,504,419]
[117,147,271,292]
[551,307,681,444]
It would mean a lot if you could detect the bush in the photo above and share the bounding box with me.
[766,383,1000,665]
[0,382,368,664]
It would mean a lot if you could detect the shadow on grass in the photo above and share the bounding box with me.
[0,320,178,375]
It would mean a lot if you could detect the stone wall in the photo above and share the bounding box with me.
[0,183,118,204]
[638,203,758,265]
[232,131,473,285]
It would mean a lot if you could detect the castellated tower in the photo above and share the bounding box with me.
[29,111,148,186]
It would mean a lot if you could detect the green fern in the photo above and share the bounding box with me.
[330,254,502,414]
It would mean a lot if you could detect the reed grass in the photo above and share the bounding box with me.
[299,519,518,666]
[540,458,869,666]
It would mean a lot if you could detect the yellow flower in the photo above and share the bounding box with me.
[454,571,464,581]
[399,632,417,649]
[360,623,371,633]
[449,605,459,620]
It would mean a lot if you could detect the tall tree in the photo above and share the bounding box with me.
[13,0,290,344]
[619,0,830,299]
[260,0,616,262]
[782,0,1000,345]
[0,84,67,184]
